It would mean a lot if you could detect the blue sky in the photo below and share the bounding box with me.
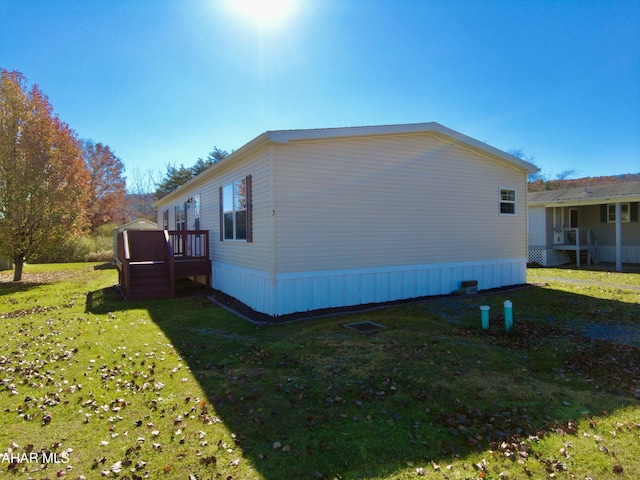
[2,0,639,184]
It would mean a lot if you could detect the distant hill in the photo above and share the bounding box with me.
[528,173,640,192]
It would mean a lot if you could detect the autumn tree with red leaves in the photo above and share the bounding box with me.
[83,140,126,229]
[0,69,90,281]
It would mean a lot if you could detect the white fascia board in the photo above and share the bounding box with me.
[265,122,439,143]
[427,125,539,174]
[267,122,538,174]
[155,122,538,207]
[154,133,270,208]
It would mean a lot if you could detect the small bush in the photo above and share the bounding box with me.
[87,249,114,262]
[31,223,116,263]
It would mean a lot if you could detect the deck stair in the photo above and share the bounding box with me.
[116,230,211,300]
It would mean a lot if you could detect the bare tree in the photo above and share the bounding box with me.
[126,166,163,221]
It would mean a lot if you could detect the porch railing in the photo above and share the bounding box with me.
[552,228,599,266]
[554,227,589,246]
[167,230,209,260]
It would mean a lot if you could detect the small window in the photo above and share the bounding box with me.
[500,188,516,215]
[221,177,250,240]
[607,203,630,223]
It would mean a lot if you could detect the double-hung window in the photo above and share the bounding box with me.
[220,176,252,241]
[175,204,186,230]
[499,188,516,215]
[607,203,630,223]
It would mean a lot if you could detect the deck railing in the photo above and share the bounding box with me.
[168,230,209,260]
[116,230,211,300]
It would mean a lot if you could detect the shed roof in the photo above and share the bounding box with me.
[155,122,538,207]
[528,182,640,207]
[113,218,158,233]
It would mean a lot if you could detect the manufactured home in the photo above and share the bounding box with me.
[528,182,640,271]
[147,122,537,316]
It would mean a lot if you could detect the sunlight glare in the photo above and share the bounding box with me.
[229,0,295,26]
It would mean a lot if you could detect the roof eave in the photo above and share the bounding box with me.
[529,193,640,208]
[154,122,538,208]
[153,133,271,208]
[269,122,538,174]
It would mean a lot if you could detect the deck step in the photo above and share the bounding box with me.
[127,263,173,299]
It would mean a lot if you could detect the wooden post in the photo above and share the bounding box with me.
[615,203,622,272]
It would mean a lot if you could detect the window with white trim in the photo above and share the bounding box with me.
[607,203,630,223]
[499,188,516,214]
[222,178,248,240]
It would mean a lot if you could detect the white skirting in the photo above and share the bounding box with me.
[598,245,640,264]
[528,249,571,266]
[213,258,527,317]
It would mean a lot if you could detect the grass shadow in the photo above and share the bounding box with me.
[93,262,117,271]
[0,280,51,296]
[84,281,640,479]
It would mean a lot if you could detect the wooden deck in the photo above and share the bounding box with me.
[116,230,211,300]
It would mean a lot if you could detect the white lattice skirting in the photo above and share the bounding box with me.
[528,249,571,266]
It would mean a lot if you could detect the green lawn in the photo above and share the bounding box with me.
[1,263,638,479]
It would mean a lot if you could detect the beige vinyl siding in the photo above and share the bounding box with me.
[527,206,547,248]
[206,151,272,272]
[273,133,528,274]
[156,151,273,274]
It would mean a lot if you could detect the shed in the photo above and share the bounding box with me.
[154,122,537,316]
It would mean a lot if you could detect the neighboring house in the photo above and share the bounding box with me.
[154,122,537,316]
[113,218,158,262]
[528,182,640,270]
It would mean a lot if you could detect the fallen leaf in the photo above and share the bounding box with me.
[200,455,216,466]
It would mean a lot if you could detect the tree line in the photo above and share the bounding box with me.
[0,69,226,281]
